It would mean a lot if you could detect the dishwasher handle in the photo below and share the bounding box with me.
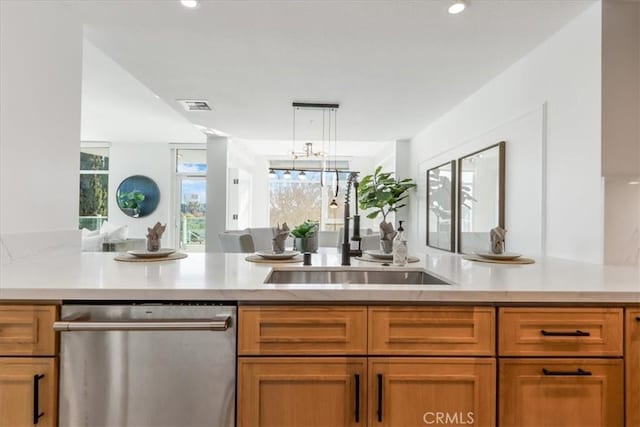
[53,317,231,332]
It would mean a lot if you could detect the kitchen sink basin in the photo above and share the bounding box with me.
[265,268,450,285]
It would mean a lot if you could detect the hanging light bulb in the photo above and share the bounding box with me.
[269,168,276,178]
[329,198,338,209]
[283,170,292,179]
[298,170,307,180]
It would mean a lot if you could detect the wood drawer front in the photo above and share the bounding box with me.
[238,306,367,355]
[626,308,640,427]
[498,308,623,356]
[0,305,57,356]
[368,306,495,355]
[499,358,623,427]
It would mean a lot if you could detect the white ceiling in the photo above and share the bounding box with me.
[81,40,205,143]
[72,0,595,143]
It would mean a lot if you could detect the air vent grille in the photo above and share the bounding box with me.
[177,99,212,111]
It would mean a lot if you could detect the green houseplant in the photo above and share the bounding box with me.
[359,166,416,252]
[118,190,145,217]
[290,220,319,253]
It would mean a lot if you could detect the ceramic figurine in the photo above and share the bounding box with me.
[146,222,166,252]
[272,222,290,254]
[490,226,506,254]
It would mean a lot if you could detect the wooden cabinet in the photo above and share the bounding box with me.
[369,306,494,356]
[239,306,367,355]
[238,357,366,427]
[499,307,623,356]
[368,358,495,427]
[0,305,57,356]
[626,308,640,427]
[0,357,57,427]
[499,358,623,427]
[0,305,58,427]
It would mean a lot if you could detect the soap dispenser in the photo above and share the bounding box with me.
[393,220,408,266]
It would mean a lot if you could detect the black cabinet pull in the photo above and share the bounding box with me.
[636,316,640,322]
[540,329,590,337]
[377,373,383,422]
[542,368,592,376]
[33,374,45,425]
[354,374,360,423]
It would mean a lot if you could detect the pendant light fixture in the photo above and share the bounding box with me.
[269,168,276,178]
[298,170,307,180]
[283,170,292,179]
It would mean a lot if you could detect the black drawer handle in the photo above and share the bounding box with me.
[541,329,590,337]
[354,374,360,423]
[33,374,45,424]
[636,316,640,322]
[377,373,383,422]
[542,368,592,376]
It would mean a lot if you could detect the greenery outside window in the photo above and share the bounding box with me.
[79,144,109,230]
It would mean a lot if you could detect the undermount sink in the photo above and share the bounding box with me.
[265,268,450,285]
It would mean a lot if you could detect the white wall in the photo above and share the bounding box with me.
[602,0,640,266]
[107,142,173,242]
[228,141,270,227]
[205,136,229,252]
[409,3,603,263]
[0,1,82,235]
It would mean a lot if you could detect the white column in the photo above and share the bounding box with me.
[205,135,229,252]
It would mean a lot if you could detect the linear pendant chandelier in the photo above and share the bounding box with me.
[290,102,340,186]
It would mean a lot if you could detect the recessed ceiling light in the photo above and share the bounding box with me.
[180,0,199,8]
[448,0,466,14]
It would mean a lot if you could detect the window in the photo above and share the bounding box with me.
[175,149,207,251]
[79,144,109,230]
[269,160,351,231]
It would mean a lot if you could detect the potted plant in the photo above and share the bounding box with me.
[290,220,319,253]
[118,190,145,218]
[359,166,416,253]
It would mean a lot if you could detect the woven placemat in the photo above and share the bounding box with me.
[463,254,535,265]
[114,252,188,262]
[355,255,420,264]
[245,254,303,264]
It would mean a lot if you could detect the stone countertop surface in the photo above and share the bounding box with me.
[0,251,638,303]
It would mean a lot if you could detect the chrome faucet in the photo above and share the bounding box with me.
[342,172,362,266]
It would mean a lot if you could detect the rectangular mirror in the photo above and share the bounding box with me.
[457,142,505,254]
[427,161,456,252]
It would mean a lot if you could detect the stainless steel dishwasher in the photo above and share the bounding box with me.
[54,303,236,427]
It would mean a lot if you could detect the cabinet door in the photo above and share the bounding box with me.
[368,358,495,427]
[627,309,640,427]
[0,357,57,427]
[238,357,366,427]
[499,358,623,427]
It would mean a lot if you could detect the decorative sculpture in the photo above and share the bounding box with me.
[272,223,290,254]
[379,221,398,254]
[490,226,506,254]
[146,222,166,252]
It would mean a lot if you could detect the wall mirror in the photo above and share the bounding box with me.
[116,175,160,218]
[427,161,456,252]
[457,142,505,254]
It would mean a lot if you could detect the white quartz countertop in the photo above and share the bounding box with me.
[0,251,638,303]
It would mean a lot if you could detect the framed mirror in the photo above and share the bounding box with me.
[457,141,505,254]
[426,160,456,252]
[116,175,160,218]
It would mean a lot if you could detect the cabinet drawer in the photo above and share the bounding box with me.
[0,305,57,356]
[499,358,623,427]
[239,306,367,355]
[368,306,495,355]
[498,308,623,356]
